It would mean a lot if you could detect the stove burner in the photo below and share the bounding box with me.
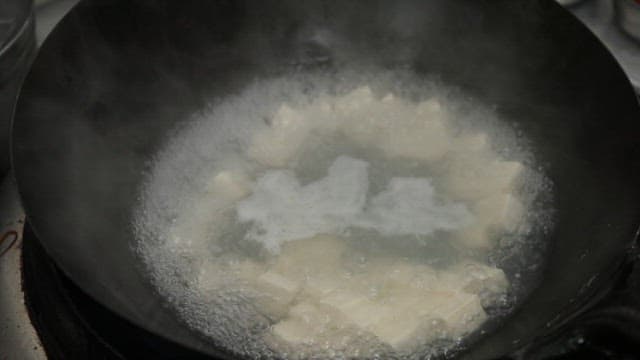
[20,222,212,360]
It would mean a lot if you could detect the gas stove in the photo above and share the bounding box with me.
[1,1,640,359]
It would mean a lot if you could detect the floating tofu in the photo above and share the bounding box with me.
[416,98,443,115]
[204,259,300,319]
[249,270,301,318]
[364,258,440,296]
[270,304,325,346]
[453,193,525,248]
[194,260,227,292]
[380,115,451,162]
[269,235,350,297]
[433,291,487,335]
[194,259,261,292]
[205,170,252,201]
[453,132,490,154]
[271,235,347,278]
[269,302,350,347]
[335,86,375,114]
[476,193,525,231]
[439,261,509,306]
[247,104,312,167]
[304,273,348,297]
[444,158,524,201]
[319,291,390,329]
[367,290,485,352]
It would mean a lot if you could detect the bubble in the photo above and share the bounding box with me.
[133,68,553,359]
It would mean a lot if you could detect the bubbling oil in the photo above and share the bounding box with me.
[133,69,553,360]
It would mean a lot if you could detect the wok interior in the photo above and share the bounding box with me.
[12,0,640,358]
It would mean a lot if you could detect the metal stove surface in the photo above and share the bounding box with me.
[1,1,640,359]
[0,176,42,359]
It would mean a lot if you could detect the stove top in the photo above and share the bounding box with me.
[2,1,640,359]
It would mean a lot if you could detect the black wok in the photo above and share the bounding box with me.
[11,0,640,358]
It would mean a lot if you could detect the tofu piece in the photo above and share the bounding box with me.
[206,170,251,201]
[270,310,322,345]
[195,260,227,292]
[453,193,524,249]
[272,235,347,278]
[476,193,525,231]
[335,86,375,114]
[381,115,451,162]
[369,312,435,351]
[435,292,487,335]
[453,132,490,154]
[368,291,486,351]
[364,258,440,295]
[196,259,263,292]
[247,104,312,167]
[248,270,301,319]
[269,302,349,347]
[304,274,347,297]
[319,291,392,329]
[444,158,524,201]
[446,261,509,306]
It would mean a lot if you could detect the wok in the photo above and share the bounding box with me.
[11,0,640,358]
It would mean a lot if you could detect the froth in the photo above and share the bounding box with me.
[237,156,472,253]
[133,69,553,359]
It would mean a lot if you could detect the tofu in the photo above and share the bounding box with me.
[453,132,490,154]
[365,258,440,295]
[380,115,451,162]
[453,193,524,249]
[263,253,500,353]
[304,274,347,297]
[247,104,312,167]
[444,158,524,201]
[270,313,322,345]
[220,260,301,319]
[367,291,486,351]
[319,291,391,329]
[272,235,347,278]
[369,311,434,351]
[269,302,350,347]
[248,270,300,319]
[205,171,251,201]
[335,86,375,114]
[435,292,487,335]
[195,260,226,292]
[439,261,509,306]
[475,193,525,231]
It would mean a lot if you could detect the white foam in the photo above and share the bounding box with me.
[132,70,553,360]
[237,156,472,253]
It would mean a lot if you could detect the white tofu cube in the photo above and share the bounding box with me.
[247,104,311,167]
[438,261,509,306]
[206,170,251,201]
[270,315,320,345]
[453,193,524,249]
[319,291,391,329]
[367,291,486,351]
[436,292,487,335]
[335,86,374,114]
[416,98,443,115]
[269,302,349,347]
[454,132,490,154]
[249,270,300,319]
[444,158,524,201]
[381,115,451,162]
[272,235,347,277]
